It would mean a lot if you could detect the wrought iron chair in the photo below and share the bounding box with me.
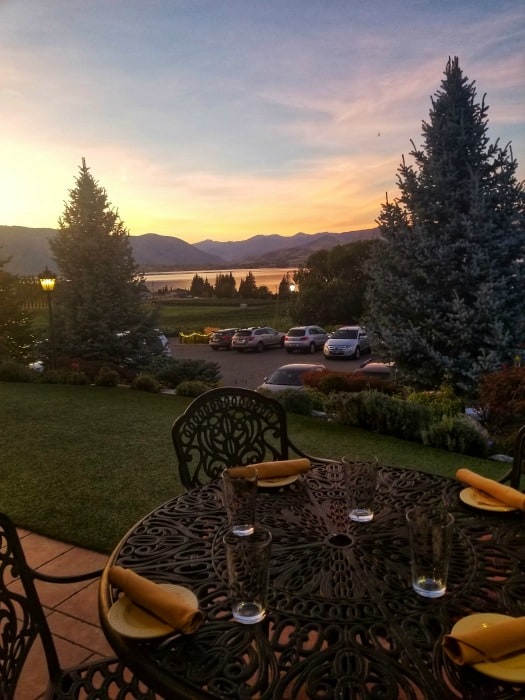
[172,386,332,490]
[499,424,525,490]
[0,511,155,700]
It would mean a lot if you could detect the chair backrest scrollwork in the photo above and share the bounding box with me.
[172,387,290,489]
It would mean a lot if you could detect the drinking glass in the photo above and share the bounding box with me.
[221,466,258,536]
[224,527,272,624]
[406,506,454,598]
[343,455,379,522]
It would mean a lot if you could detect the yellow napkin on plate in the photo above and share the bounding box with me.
[108,566,204,634]
[228,458,311,480]
[443,616,525,665]
[456,468,525,510]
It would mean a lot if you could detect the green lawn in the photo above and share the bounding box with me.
[0,382,505,553]
[151,298,294,335]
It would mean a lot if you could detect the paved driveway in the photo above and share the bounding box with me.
[168,340,361,389]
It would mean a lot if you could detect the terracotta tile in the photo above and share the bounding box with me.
[16,532,74,569]
[56,579,101,626]
[37,545,108,576]
[47,610,114,656]
[14,637,48,700]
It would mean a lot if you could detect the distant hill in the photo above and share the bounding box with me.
[194,229,378,264]
[0,225,379,274]
[0,226,224,274]
[0,226,57,275]
[130,233,224,268]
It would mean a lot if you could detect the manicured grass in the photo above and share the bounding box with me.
[0,382,505,553]
[151,298,294,335]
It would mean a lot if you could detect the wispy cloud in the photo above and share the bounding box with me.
[0,0,523,240]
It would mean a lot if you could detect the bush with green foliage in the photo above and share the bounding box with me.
[153,358,221,389]
[131,374,161,393]
[326,390,432,442]
[406,385,464,418]
[95,366,120,387]
[176,380,210,397]
[258,388,313,416]
[0,360,34,383]
[422,416,489,457]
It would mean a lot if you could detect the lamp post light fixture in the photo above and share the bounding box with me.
[38,267,57,370]
[286,270,297,293]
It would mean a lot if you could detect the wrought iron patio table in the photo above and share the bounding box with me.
[99,463,525,699]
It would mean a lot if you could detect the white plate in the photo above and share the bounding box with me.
[258,474,299,488]
[107,583,199,638]
[459,487,516,512]
[451,613,525,683]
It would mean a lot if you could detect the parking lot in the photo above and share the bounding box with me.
[168,340,362,389]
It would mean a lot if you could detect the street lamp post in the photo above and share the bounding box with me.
[38,267,57,370]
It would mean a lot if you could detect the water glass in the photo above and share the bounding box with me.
[343,455,379,522]
[224,527,272,624]
[406,506,454,598]
[221,467,258,536]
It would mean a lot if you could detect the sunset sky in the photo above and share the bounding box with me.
[1,1,524,243]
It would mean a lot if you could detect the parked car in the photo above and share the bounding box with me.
[232,327,285,352]
[284,326,329,354]
[353,358,394,379]
[257,363,327,393]
[209,328,238,351]
[323,325,371,360]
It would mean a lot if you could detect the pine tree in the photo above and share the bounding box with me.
[0,253,35,361]
[49,159,157,365]
[364,57,525,391]
[214,272,237,298]
[239,271,258,299]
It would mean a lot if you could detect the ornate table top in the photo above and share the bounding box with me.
[99,464,525,699]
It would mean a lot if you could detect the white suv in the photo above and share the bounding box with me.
[284,326,329,354]
[323,326,370,360]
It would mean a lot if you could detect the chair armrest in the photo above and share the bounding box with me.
[32,567,103,584]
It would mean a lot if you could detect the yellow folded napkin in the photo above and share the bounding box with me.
[228,458,311,480]
[108,566,204,634]
[456,468,525,510]
[443,616,525,665]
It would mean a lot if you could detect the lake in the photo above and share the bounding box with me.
[144,267,297,293]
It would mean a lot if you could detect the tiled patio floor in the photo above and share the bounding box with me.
[13,529,113,700]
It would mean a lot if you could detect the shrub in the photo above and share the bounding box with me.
[477,366,525,432]
[278,389,313,416]
[154,358,221,389]
[305,369,398,396]
[95,366,120,387]
[176,380,210,397]
[422,416,489,457]
[326,390,432,442]
[0,361,34,383]
[406,385,464,418]
[304,387,327,413]
[131,373,161,393]
[35,368,90,385]
[317,373,354,394]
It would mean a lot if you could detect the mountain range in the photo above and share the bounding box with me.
[0,225,378,275]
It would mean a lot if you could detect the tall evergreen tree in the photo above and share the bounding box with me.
[364,57,525,391]
[0,252,35,361]
[214,272,237,298]
[238,271,258,299]
[50,159,157,364]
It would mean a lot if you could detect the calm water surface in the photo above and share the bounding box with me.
[144,268,295,293]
